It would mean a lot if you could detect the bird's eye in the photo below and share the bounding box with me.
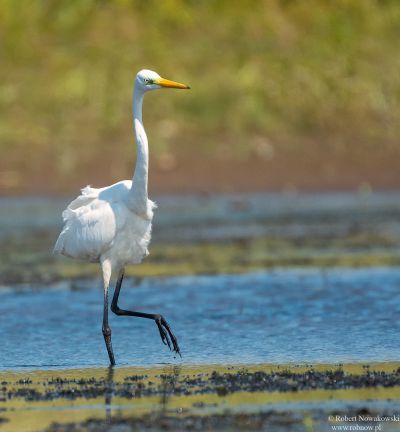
[144,78,153,85]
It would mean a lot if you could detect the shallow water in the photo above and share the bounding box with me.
[2,192,400,242]
[1,267,400,370]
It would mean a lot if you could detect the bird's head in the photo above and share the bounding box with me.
[136,69,190,92]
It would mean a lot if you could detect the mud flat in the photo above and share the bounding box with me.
[1,363,400,431]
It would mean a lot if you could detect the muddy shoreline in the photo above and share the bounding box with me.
[43,408,400,432]
[2,363,400,432]
[4,367,400,402]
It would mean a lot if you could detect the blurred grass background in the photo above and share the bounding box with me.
[1,0,400,194]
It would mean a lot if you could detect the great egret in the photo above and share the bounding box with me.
[54,69,190,365]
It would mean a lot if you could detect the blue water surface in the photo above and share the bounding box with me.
[1,267,400,370]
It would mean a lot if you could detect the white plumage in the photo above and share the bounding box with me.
[54,181,156,266]
[54,69,189,365]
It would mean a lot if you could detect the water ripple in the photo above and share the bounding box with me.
[1,267,400,370]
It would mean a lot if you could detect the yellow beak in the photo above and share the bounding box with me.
[155,77,190,89]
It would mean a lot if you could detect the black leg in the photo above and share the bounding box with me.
[103,284,115,366]
[111,271,181,356]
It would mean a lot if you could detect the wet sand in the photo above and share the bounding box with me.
[1,363,400,431]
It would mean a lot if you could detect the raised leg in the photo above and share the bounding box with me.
[111,270,181,356]
[102,260,115,366]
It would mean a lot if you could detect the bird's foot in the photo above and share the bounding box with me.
[155,315,181,357]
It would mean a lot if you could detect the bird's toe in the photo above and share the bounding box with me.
[155,316,172,350]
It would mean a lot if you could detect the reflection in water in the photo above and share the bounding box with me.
[105,366,114,423]
[100,365,181,424]
[159,365,182,416]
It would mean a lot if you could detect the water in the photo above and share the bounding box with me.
[1,267,400,370]
[2,192,400,242]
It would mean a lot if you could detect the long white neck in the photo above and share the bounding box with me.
[129,84,149,215]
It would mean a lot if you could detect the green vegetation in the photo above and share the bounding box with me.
[1,0,400,192]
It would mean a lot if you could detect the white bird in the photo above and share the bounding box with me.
[54,69,190,365]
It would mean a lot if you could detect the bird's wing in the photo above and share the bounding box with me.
[62,185,98,215]
[54,185,128,261]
